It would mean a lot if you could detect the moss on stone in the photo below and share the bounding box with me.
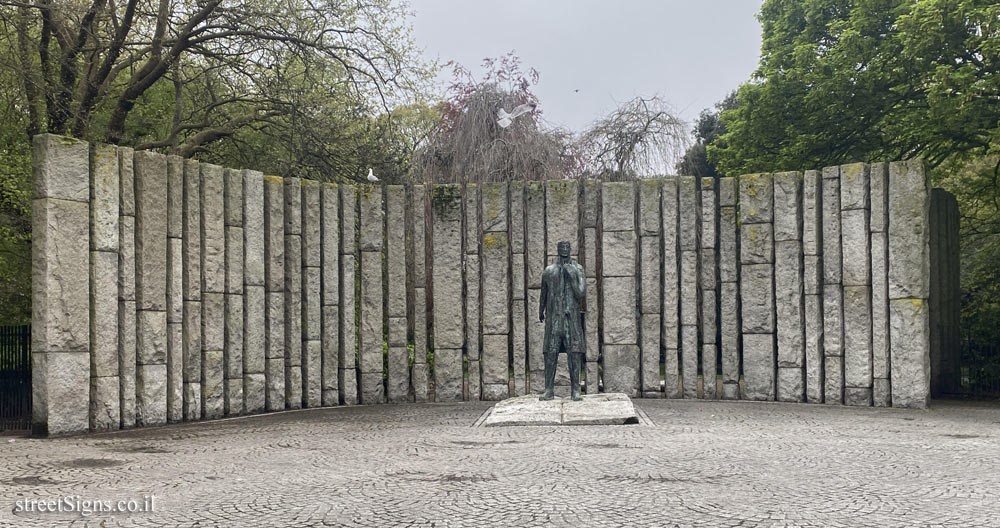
[483,232,507,252]
[640,178,661,192]
[741,173,767,198]
[431,184,462,219]
[548,180,575,203]
[842,163,863,184]
[482,183,503,223]
[359,183,376,199]
[604,181,632,201]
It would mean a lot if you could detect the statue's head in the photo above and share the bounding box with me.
[557,241,571,258]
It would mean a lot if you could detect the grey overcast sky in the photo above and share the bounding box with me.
[410,0,765,134]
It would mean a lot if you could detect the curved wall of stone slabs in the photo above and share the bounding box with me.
[31,134,959,436]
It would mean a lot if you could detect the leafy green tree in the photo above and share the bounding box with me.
[936,155,1000,347]
[0,16,35,324]
[712,0,1000,348]
[0,0,429,151]
[710,0,1000,174]
[0,140,31,325]
[0,1,433,324]
[675,92,737,177]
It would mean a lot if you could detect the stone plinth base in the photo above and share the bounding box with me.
[483,393,639,426]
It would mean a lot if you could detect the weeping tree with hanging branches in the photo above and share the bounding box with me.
[577,95,689,180]
[412,52,578,183]
[413,53,689,183]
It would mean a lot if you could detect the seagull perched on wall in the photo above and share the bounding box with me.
[366,168,378,183]
[497,102,537,128]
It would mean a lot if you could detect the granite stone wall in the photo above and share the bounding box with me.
[31,134,958,435]
[601,182,639,396]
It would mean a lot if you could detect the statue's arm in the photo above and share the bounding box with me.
[539,274,547,322]
[570,265,586,303]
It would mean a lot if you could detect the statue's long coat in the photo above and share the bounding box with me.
[539,259,586,356]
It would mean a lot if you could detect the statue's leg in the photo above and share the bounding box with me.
[541,353,557,400]
[568,353,583,400]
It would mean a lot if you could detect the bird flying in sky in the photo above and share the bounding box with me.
[497,102,537,128]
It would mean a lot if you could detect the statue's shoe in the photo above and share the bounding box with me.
[539,389,555,401]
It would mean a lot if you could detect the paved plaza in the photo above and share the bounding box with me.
[1,399,998,527]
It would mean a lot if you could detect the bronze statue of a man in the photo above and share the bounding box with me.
[539,240,586,401]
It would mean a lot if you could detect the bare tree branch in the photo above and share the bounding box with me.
[577,95,689,180]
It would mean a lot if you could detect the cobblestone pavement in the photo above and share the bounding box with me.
[2,399,999,527]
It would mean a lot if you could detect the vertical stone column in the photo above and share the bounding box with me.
[119,147,138,427]
[263,176,285,410]
[431,185,464,401]
[639,179,662,397]
[482,182,510,400]
[928,190,942,396]
[510,181,527,396]
[947,195,961,395]
[525,182,546,392]
[200,163,225,419]
[739,173,776,401]
[678,177,701,398]
[358,184,384,404]
[283,178,303,408]
[181,159,201,420]
[718,177,740,400]
[243,170,266,413]
[165,156,183,422]
[928,189,961,397]
[773,171,805,402]
[339,185,358,405]
[888,160,931,408]
[320,183,340,406]
[464,184,482,400]
[301,180,322,407]
[662,177,681,398]
[386,185,409,402]
[90,144,120,430]
[410,185,429,402]
[546,180,579,261]
[601,181,639,396]
[869,163,890,406]
[135,151,169,426]
[699,177,718,398]
[582,181,601,393]
[32,134,91,436]
[546,180,579,396]
[129,151,168,425]
[223,169,245,415]
[802,170,824,404]
[822,166,844,404]
[840,163,873,406]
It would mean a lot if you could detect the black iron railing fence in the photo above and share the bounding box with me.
[0,325,30,431]
[960,337,1000,398]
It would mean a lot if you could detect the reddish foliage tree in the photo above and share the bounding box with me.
[413,51,576,183]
